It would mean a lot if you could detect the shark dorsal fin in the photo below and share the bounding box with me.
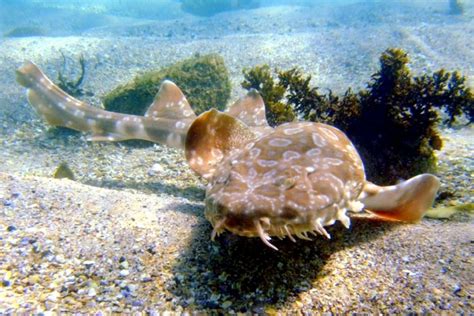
[145,80,196,120]
[225,89,269,128]
[185,109,256,179]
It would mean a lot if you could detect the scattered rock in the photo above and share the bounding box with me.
[83,261,95,269]
[148,164,164,176]
[88,287,97,297]
[53,162,75,180]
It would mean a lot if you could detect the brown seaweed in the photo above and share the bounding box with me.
[241,48,473,184]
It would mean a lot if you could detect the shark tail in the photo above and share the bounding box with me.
[16,61,196,149]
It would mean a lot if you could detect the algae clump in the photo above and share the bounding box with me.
[242,65,295,126]
[425,203,474,219]
[102,54,231,116]
[56,53,91,98]
[53,162,75,180]
[345,48,472,184]
[242,48,473,184]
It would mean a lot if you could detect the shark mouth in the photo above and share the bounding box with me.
[207,211,339,251]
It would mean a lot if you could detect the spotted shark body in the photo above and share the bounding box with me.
[16,62,196,148]
[16,61,440,250]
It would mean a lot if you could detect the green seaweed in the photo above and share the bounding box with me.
[346,48,472,183]
[53,162,75,180]
[434,70,474,126]
[242,65,295,126]
[425,202,474,219]
[103,54,231,116]
[181,0,260,17]
[56,53,91,98]
[277,68,325,120]
[241,48,473,184]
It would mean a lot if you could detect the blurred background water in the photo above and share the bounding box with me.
[0,0,472,34]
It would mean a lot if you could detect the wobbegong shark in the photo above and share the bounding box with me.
[16,61,440,250]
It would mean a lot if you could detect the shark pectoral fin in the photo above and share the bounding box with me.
[145,80,196,120]
[185,109,256,179]
[86,133,129,142]
[225,89,270,128]
[361,174,441,222]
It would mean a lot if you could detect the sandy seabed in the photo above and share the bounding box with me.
[0,2,473,313]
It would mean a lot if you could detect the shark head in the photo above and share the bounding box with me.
[185,109,367,249]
